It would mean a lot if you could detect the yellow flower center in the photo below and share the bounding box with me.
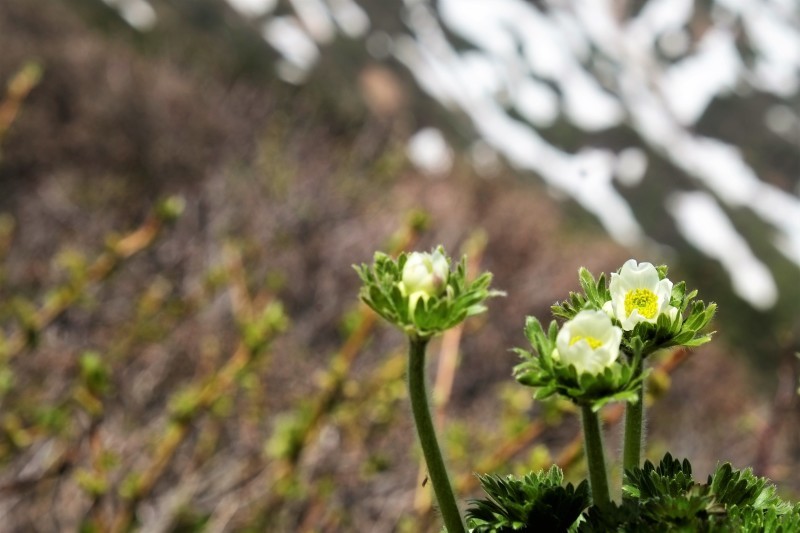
[570,335,603,349]
[624,288,658,319]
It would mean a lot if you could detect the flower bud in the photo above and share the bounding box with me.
[400,250,449,314]
[602,259,678,331]
[553,310,622,375]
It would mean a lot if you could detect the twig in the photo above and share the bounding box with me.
[0,62,42,143]
[1,207,173,362]
[109,246,275,533]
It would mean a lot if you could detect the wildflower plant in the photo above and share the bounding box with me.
[549,261,716,471]
[355,246,502,533]
[355,250,795,532]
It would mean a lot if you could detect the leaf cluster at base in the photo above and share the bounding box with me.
[353,248,501,339]
[513,317,645,410]
[466,465,589,532]
[579,453,798,532]
[465,455,797,533]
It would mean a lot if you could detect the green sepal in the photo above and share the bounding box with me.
[621,296,717,359]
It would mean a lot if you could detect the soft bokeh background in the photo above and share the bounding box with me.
[0,0,798,531]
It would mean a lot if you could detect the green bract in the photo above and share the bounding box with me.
[354,246,502,339]
[514,316,646,410]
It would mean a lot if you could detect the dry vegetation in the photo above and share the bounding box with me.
[0,1,796,531]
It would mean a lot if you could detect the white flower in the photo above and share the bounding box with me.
[553,310,622,375]
[603,259,678,331]
[400,250,449,312]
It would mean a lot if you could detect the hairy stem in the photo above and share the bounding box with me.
[581,404,611,508]
[623,385,645,475]
[408,337,465,533]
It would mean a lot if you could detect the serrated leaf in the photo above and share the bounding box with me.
[579,267,598,301]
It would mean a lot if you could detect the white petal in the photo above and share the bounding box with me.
[575,310,612,335]
[556,324,573,354]
[668,306,679,321]
[602,326,623,362]
[619,259,659,289]
[565,342,595,373]
[431,250,450,281]
[555,310,622,374]
[608,271,623,298]
[655,278,673,299]
[621,308,644,330]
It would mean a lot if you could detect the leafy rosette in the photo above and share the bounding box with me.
[552,261,717,359]
[579,453,798,532]
[354,246,502,339]
[514,311,645,410]
[466,465,590,532]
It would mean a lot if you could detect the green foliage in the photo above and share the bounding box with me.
[79,351,110,396]
[466,465,590,532]
[623,453,695,500]
[240,301,289,353]
[354,247,502,339]
[708,463,791,513]
[513,317,645,409]
[578,454,797,532]
[724,505,800,532]
[168,387,202,423]
[154,195,186,223]
[552,267,610,320]
[265,409,311,462]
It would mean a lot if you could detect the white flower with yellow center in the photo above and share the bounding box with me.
[553,310,622,375]
[399,250,450,312]
[603,259,678,331]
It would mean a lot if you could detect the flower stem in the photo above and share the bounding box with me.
[622,385,644,474]
[407,337,465,533]
[623,346,646,479]
[581,404,611,508]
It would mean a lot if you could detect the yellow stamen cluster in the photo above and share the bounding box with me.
[624,288,658,319]
[570,335,603,349]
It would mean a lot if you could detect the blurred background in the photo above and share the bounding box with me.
[0,0,798,530]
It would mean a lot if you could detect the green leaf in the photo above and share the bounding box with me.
[579,267,598,303]
[596,272,610,302]
[467,467,590,532]
[670,281,686,308]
